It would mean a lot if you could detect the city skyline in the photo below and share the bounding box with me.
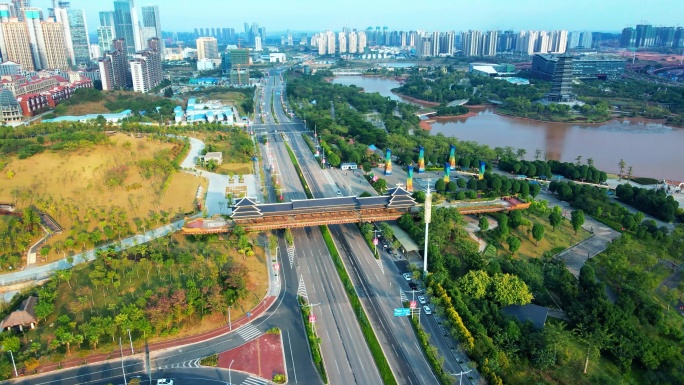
[31,0,684,35]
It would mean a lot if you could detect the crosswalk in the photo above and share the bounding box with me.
[297,274,308,299]
[242,376,269,385]
[236,323,262,341]
[376,257,384,274]
[157,358,201,370]
[287,244,297,268]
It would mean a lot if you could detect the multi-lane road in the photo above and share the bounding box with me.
[257,71,383,385]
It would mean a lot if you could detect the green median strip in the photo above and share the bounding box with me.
[284,142,314,199]
[300,297,328,384]
[319,225,399,385]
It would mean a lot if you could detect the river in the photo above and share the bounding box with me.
[332,76,684,181]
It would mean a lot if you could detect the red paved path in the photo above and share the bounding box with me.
[33,296,277,374]
[217,333,285,380]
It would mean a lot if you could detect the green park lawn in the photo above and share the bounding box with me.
[482,211,590,260]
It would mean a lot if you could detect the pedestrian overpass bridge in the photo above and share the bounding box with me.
[182,188,532,235]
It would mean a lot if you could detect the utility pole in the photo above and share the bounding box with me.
[423,179,432,278]
[127,329,134,355]
[372,228,382,256]
[119,337,128,385]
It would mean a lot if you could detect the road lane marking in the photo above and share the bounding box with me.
[287,330,298,383]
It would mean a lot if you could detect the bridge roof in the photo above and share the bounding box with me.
[231,191,415,220]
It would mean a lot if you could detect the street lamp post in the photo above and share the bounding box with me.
[119,337,128,385]
[4,349,17,377]
[423,180,432,278]
[127,329,134,355]
[228,305,232,330]
[228,359,235,385]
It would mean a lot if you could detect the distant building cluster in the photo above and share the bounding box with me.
[98,37,162,93]
[0,65,92,123]
[620,24,684,48]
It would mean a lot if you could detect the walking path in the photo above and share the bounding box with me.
[32,296,277,374]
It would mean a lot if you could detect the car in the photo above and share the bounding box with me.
[402,273,412,281]
[408,282,418,290]
[423,305,432,315]
[157,379,174,385]
[418,295,427,305]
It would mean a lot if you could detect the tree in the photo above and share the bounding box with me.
[509,210,523,229]
[478,216,489,232]
[532,223,545,246]
[458,270,490,299]
[548,209,562,232]
[534,149,542,160]
[373,178,387,192]
[507,236,521,255]
[618,159,626,179]
[163,87,173,98]
[362,162,372,174]
[434,178,446,193]
[627,166,633,181]
[34,299,55,321]
[447,181,457,193]
[571,210,585,234]
[516,148,527,160]
[574,323,613,374]
[359,191,372,197]
[529,183,541,198]
[490,273,533,306]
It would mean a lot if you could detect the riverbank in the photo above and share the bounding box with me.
[390,91,441,107]
[419,105,486,129]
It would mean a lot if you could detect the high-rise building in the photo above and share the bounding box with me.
[99,11,114,28]
[497,30,515,52]
[326,31,335,55]
[621,27,636,48]
[481,30,498,56]
[98,26,114,53]
[141,5,163,52]
[547,53,574,102]
[655,27,675,47]
[431,31,439,56]
[196,37,218,59]
[461,30,481,56]
[113,0,141,55]
[549,30,568,53]
[439,31,455,55]
[11,0,29,21]
[40,18,68,70]
[348,31,357,53]
[357,31,366,53]
[130,38,161,93]
[229,48,249,85]
[254,35,262,51]
[416,35,432,57]
[1,18,34,70]
[0,3,13,60]
[55,7,90,67]
[338,32,346,54]
[635,24,655,47]
[99,38,130,90]
[568,31,581,49]
[579,31,593,49]
[675,27,684,48]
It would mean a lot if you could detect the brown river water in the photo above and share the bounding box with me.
[332,76,684,181]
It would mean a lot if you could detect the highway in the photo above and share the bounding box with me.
[260,71,383,385]
[277,69,478,384]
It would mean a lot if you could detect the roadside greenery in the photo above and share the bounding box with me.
[284,142,313,199]
[299,296,327,384]
[615,184,679,222]
[398,201,684,384]
[0,234,260,380]
[409,315,452,385]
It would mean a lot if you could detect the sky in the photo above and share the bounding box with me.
[35,0,683,34]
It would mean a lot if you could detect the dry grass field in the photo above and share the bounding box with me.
[0,133,206,262]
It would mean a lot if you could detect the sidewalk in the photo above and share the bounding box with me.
[32,295,277,374]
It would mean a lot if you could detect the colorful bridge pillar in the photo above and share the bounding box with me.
[418,146,425,173]
[384,148,392,175]
[406,165,414,192]
[444,162,451,184]
[449,145,456,171]
[478,161,486,180]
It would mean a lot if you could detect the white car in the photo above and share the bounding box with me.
[157,379,174,385]
[418,295,427,305]
[402,273,412,282]
[423,305,432,315]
